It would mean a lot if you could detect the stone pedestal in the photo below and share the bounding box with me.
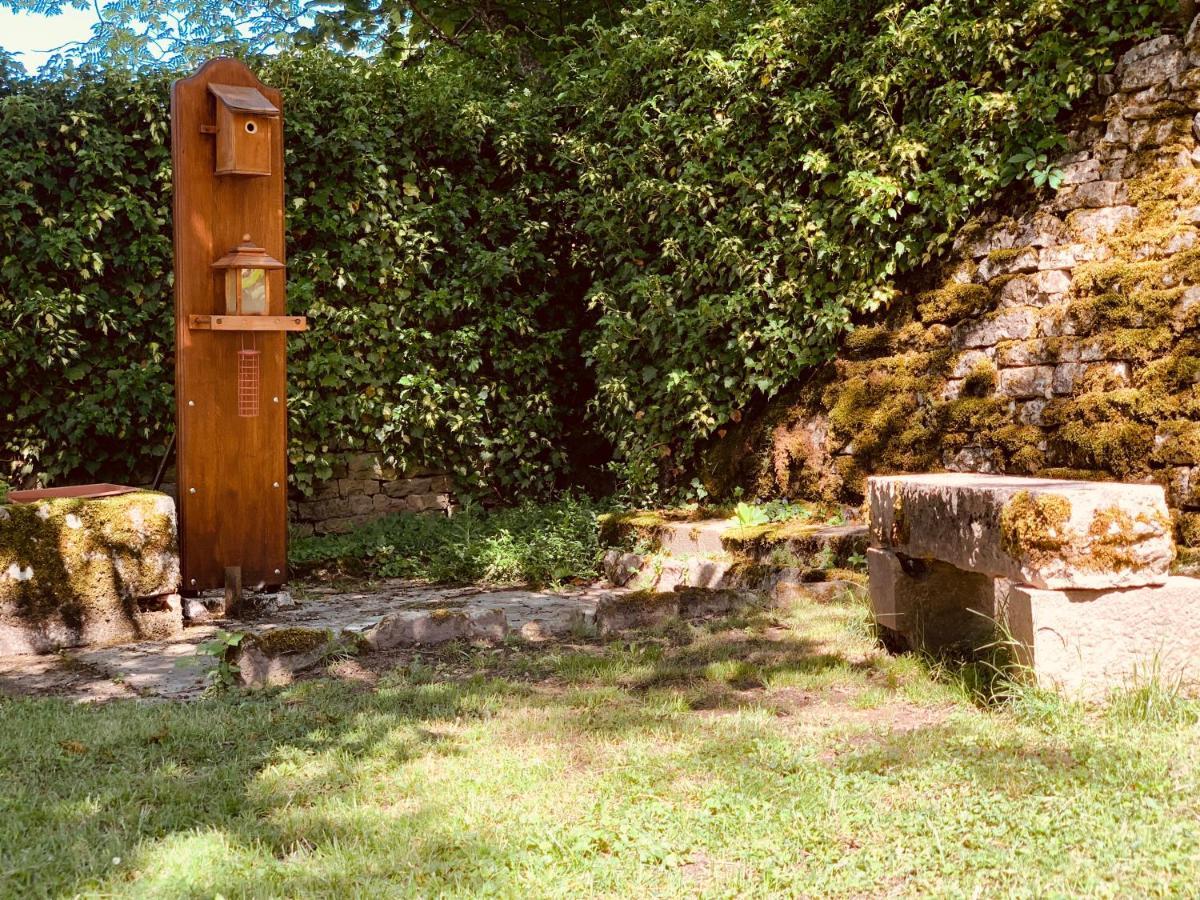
[867,548,1007,653]
[1005,578,1200,699]
[0,491,182,653]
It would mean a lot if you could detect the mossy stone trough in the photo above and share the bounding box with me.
[0,490,182,654]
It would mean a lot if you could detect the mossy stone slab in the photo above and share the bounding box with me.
[869,474,1173,590]
[0,491,181,652]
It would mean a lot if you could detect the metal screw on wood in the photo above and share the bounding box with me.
[189,487,196,494]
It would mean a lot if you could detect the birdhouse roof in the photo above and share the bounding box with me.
[208,83,280,116]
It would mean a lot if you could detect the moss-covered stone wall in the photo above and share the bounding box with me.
[706,29,1200,552]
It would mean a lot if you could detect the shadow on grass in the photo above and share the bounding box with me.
[0,602,1120,897]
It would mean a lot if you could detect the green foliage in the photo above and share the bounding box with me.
[189,629,245,690]
[0,44,595,496]
[2,0,631,71]
[0,0,1177,500]
[733,501,770,529]
[290,497,604,586]
[559,0,1173,498]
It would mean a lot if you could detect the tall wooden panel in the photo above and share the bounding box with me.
[172,59,289,591]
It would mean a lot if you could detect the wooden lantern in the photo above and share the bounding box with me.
[212,234,284,315]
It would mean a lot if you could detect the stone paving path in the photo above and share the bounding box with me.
[0,579,616,702]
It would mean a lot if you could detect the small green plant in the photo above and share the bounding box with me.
[1003,136,1068,190]
[734,501,771,530]
[178,630,245,691]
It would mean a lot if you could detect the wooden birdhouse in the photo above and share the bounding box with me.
[208,83,279,176]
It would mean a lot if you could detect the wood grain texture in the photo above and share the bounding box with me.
[189,315,308,332]
[172,59,290,591]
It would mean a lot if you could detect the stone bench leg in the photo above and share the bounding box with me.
[1003,579,1200,700]
[867,548,1006,654]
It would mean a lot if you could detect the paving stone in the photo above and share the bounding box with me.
[365,607,508,649]
[869,473,1173,590]
[1004,577,1200,700]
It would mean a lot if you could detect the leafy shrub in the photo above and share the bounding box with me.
[0,1,1176,501]
[0,43,595,497]
[560,0,1173,498]
[289,497,605,586]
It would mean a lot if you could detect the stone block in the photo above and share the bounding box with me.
[344,452,384,479]
[594,592,679,634]
[998,365,1054,400]
[1053,180,1127,212]
[338,478,380,498]
[1128,116,1193,150]
[868,473,1173,590]
[977,247,1039,281]
[348,494,376,516]
[365,607,508,649]
[1004,578,1200,700]
[952,309,1035,349]
[1017,399,1047,426]
[943,446,1000,473]
[996,338,1078,367]
[867,548,1005,654]
[995,271,1070,307]
[1120,44,1185,92]
[0,491,182,653]
[1066,206,1139,242]
[1037,246,1081,271]
[951,349,993,379]
[1058,158,1099,186]
[1051,362,1087,395]
[372,493,410,514]
[602,550,644,587]
[382,476,432,499]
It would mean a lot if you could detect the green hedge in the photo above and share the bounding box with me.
[0,1,1176,501]
[0,44,592,498]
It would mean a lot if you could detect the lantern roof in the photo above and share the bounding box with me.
[212,235,285,270]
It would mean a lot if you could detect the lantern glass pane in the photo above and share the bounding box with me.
[224,269,238,314]
[240,267,267,314]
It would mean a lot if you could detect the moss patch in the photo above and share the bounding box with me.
[999,491,1072,566]
[0,491,177,627]
[917,283,990,324]
[249,627,334,658]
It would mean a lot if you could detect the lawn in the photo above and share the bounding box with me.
[2,589,1199,897]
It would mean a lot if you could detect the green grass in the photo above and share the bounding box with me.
[3,591,1200,897]
[290,497,604,587]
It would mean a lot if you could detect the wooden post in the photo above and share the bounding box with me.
[172,60,293,592]
[224,566,243,616]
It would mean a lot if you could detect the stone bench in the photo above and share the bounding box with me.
[0,491,182,653]
[866,474,1200,699]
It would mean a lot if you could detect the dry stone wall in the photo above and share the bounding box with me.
[289,452,453,536]
[717,23,1200,555]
